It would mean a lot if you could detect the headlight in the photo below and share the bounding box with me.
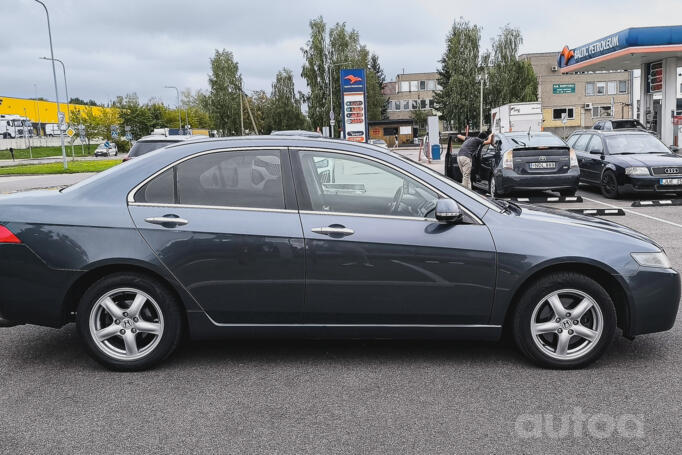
[569,148,578,168]
[502,150,514,169]
[625,167,650,176]
[631,251,671,268]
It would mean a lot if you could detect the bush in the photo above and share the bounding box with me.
[113,139,131,154]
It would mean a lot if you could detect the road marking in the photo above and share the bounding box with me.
[581,196,682,229]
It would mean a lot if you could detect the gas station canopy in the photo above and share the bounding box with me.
[558,26,682,73]
[557,26,682,146]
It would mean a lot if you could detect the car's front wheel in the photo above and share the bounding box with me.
[512,272,616,369]
[600,170,619,199]
[76,272,183,371]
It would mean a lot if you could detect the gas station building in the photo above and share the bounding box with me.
[558,25,682,146]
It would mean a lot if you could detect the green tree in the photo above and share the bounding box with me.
[206,49,243,136]
[69,106,100,145]
[263,68,306,134]
[434,18,481,131]
[368,53,388,120]
[301,17,371,134]
[113,93,155,139]
[485,26,538,118]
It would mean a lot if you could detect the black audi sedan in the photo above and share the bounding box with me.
[445,132,580,197]
[0,136,678,370]
[567,130,682,198]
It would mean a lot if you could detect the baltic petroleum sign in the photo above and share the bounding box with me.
[339,68,368,143]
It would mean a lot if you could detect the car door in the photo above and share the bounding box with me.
[291,148,497,325]
[128,148,305,324]
[583,134,606,182]
[572,134,596,183]
[478,142,500,183]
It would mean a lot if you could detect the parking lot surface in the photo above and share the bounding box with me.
[1,165,681,454]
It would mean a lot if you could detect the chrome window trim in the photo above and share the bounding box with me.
[126,146,285,205]
[128,202,297,214]
[300,209,435,222]
[294,147,483,225]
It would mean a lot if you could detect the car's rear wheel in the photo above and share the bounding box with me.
[600,170,619,199]
[512,272,616,369]
[76,272,183,371]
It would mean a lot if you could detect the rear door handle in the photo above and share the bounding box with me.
[311,226,354,237]
[144,215,189,227]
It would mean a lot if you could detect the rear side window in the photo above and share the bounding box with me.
[566,135,579,147]
[134,150,285,210]
[128,141,176,158]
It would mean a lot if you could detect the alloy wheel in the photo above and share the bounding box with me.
[530,289,603,360]
[601,172,618,198]
[88,287,164,361]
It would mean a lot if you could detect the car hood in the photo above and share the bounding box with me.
[611,152,682,167]
[513,203,659,248]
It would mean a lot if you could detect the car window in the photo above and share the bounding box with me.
[566,135,579,147]
[593,122,602,130]
[605,134,671,155]
[573,135,591,152]
[134,150,285,209]
[587,136,604,154]
[128,140,177,158]
[298,151,438,218]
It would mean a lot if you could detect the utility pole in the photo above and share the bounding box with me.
[33,84,42,140]
[164,85,182,131]
[239,80,244,135]
[34,0,67,169]
[327,54,351,139]
[23,108,33,158]
[41,57,74,159]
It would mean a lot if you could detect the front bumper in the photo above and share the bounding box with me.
[623,267,680,336]
[496,168,580,192]
[620,175,682,194]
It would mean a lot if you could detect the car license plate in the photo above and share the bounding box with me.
[660,178,682,185]
[529,162,556,169]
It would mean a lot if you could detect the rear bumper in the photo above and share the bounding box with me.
[496,168,580,192]
[623,267,680,337]
[0,244,79,328]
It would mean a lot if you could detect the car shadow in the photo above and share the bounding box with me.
[3,324,670,372]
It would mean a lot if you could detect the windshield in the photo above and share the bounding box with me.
[605,134,670,155]
[507,134,566,147]
[128,140,176,157]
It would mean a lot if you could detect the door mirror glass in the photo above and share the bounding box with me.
[435,198,462,224]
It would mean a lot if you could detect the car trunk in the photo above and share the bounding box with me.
[511,146,571,175]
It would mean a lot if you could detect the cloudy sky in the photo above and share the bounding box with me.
[1,0,676,107]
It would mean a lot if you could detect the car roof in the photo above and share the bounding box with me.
[270,130,322,138]
[570,129,651,136]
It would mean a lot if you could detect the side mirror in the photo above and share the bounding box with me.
[669,145,679,154]
[435,198,463,224]
[589,150,602,155]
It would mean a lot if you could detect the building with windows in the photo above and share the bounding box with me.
[519,52,633,136]
[383,72,441,122]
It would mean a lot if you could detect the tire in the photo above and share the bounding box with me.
[600,170,619,199]
[489,176,503,197]
[76,272,183,371]
[559,189,577,197]
[512,272,616,369]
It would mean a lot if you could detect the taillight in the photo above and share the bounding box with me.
[569,148,578,168]
[0,226,21,244]
[502,150,514,169]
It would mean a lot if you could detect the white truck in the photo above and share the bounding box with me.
[490,102,542,134]
[0,115,33,139]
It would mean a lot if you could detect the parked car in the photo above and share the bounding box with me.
[93,143,118,157]
[593,119,648,132]
[567,130,682,198]
[123,134,194,162]
[0,136,678,370]
[368,139,388,148]
[445,131,580,197]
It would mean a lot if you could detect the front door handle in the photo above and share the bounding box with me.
[311,226,354,237]
[144,215,189,227]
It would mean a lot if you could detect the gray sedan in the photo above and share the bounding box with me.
[0,136,678,370]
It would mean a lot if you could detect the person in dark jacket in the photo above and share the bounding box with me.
[456,131,494,189]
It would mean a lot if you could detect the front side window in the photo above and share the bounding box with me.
[297,151,438,218]
[134,150,285,209]
[587,136,604,154]
[572,135,591,151]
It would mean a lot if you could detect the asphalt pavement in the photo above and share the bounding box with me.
[0,160,681,454]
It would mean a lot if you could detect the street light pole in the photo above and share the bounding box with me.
[34,0,67,169]
[40,57,74,159]
[327,57,351,138]
[164,85,181,131]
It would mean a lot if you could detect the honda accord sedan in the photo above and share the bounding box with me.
[0,136,678,370]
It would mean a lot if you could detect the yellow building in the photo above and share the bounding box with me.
[0,95,116,124]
